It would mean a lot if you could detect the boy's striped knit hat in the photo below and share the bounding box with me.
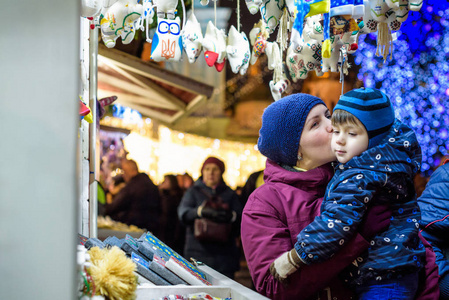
[258,93,325,166]
[334,87,395,149]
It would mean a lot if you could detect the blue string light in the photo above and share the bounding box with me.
[355,0,449,174]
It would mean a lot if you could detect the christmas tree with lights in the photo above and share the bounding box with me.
[355,1,449,174]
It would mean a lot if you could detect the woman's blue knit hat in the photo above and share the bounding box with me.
[334,87,395,149]
[257,93,325,166]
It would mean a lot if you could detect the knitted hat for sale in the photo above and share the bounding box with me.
[201,156,225,174]
[257,93,325,166]
[334,87,395,149]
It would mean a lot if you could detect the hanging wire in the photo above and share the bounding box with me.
[237,0,241,32]
[339,50,345,96]
[214,0,217,26]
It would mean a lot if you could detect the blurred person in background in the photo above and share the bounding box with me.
[239,169,264,207]
[158,174,186,254]
[177,173,194,191]
[178,157,243,279]
[105,159,161,234]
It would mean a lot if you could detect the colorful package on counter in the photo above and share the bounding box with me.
[159,293,231,300]
[188,292,231,299]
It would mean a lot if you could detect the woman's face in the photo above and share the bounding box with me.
[202,163,222,188]
[297,104,336,170]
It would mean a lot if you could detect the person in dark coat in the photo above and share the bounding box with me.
[158,174,185,254]
[239,170,264,207]
[270,88,426,300]
[178,157,242,279]
[418,160,449,299]
[105,159,161,235]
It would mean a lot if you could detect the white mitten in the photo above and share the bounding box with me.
[269,249,302,281]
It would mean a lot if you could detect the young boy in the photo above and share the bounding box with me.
[270,87,426,299]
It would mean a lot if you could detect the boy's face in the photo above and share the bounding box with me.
[331,120,369,164]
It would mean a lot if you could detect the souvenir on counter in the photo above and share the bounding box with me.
[87,246,138,300]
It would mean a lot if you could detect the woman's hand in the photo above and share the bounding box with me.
[197,202,235,223]
[269,249,303,282]
[359,204,392,241]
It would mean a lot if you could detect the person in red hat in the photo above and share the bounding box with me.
[178,156,242,279]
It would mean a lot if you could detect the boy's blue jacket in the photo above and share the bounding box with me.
[295,119,426,286]
[418,162,449,279]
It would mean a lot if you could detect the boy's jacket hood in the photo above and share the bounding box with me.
[343,119,422,176]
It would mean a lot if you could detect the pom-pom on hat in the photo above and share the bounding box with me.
[257,93,325,166]
[201,156,225,174]
[334,87,395,149]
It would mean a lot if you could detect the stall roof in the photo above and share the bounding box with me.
[97,44,214,125]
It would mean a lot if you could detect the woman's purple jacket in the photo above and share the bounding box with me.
[241,159,440,300]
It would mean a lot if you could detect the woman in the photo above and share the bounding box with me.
[241,93,438,300]
[178,157,242,279]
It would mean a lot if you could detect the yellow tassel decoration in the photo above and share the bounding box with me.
[88,246,138,300]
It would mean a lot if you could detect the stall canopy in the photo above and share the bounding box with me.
[97,44,214,125]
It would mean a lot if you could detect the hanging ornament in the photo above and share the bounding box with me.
[99,0,143,48]
[226,0,251,75]
[182,12,204,63]
[150,0,186,62]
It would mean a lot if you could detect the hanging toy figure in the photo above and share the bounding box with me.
[226,26,251,75]
[150,0,186,62]
[321,0,359,59]
[291,0,330,50]
[99,0,143,48]
[182,13,203,63]
[202,21,228,72]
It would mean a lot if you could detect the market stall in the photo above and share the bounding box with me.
[75,0,449,299]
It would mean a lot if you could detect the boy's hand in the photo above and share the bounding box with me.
[269,249,303,282]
